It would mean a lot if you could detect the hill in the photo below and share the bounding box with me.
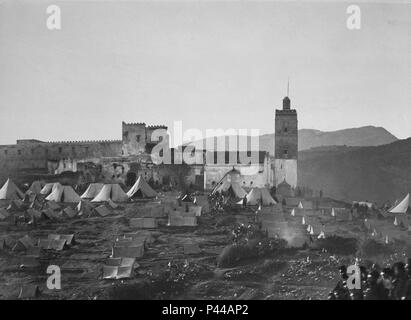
[183,126,397,153]
[298,138,411,205]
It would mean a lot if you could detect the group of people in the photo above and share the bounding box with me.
[208,191,227,213]
[329,258,411,300]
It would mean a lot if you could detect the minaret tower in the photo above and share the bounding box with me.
[274,82,298,188]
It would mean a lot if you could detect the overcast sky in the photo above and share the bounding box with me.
[0,0,410,146]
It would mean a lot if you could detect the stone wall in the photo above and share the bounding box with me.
[204,163,271,190]
[0,140,121,172]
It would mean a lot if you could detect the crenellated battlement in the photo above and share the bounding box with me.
[276,109,297,114]
[147,125,168,129]
[46,140,122,145]
[0,121,169,169]
[122,121,146,126]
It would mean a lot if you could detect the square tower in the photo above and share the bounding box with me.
[274,96,298,188]
[122,122,147,156]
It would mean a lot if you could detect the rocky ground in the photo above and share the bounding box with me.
[0,193,409,300]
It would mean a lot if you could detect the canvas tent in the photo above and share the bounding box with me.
[45,184,81,203]
[239,187,276,206]
[211,179,247,199]
[127,176,157,199]
[103,265,133,280]
[81,183,104,199]
[0,179,24,200]
[93,205,111,217]
[91,184,128,202]
[40,183,58,196]
[210,168,247,199]
[63,207,77,219]
[389,194,410,214]
[27,181,46,195]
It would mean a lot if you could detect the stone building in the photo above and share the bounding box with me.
[0,94,299,192]
[0,139,121,172]
[121,122,168,156]
[202,95,298,192]
[273,96,298,189]
[204,151,273,191]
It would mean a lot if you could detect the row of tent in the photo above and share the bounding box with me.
[0,176,158,203]
[210,174,277,206]
[238,187,277,206]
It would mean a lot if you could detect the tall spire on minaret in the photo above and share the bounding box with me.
[287,77,290,97]
[283,78,291,110]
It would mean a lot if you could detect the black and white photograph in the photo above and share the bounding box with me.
[0,0,411,305]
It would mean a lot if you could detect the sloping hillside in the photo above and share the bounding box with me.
[298,138,411,204]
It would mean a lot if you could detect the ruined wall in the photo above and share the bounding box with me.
[74,153,200,190]
[0,139,122,180]
[204,164,268,190]
[122,122,169,156]
[122,122,147,156]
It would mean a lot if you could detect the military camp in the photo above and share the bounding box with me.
[0,163,411,301]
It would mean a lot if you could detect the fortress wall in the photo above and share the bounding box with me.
[0,140,122,172]
[204,164,267,190]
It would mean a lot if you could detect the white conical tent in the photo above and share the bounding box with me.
[213,180,247,199]
[40,183,58,196]
[331,208,336,217]
[389,194,410,214]
[27,181,46,195]
[309,225,314,235]
[239,188,276,206]
[394,217,399,226]
[211,169,247,199]
[298,202,304,209]
[291,209,295,216]
[0,179,24,200]
[81,183,104,199]
[45,184,81,203]
[91,184,128,202]
[127,176,157,198]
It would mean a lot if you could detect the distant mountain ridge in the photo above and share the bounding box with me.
[298,126,398,151]
[182,126,398,153]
